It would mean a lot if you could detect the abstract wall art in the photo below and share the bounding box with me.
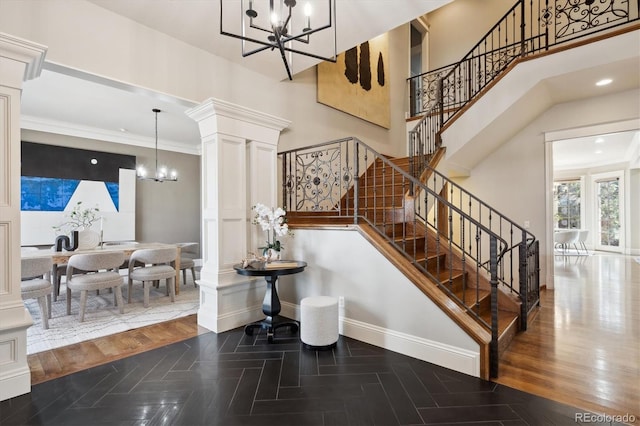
[317,33,390,128]
[20,142,137,245]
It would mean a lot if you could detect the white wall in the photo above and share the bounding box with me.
[0,0,411,157]
[278,228,483,377]
[426,0,512,69]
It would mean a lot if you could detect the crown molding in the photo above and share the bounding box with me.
[21,115,201,155]
[0,33,47,81]
[186,97,291,132]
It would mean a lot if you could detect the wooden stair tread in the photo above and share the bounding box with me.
[433,268,465,283]
[481,309,519,336]
[453,287,490,304]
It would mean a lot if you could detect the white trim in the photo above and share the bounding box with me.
[281,302,480,378]
[340,317,480,378]
[544,139,555,289]
[0,366,31,401]
[0,33,47,81]
[202,303,264,334]
[592,170,625,253]
[21,115,201,155]
[544,118,640,142]
[186,98,291,134]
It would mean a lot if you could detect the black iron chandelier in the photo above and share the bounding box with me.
[136,108,178,182]
[220,0,337,80]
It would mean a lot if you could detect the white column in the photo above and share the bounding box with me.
[0,33,46,401]
[186,98,290,333]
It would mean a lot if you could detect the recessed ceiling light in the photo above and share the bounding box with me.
[119,128,128,132]
[595,137,605,143]
[595,150,603,154]
[90,158,98,164]
[596,78,612,86]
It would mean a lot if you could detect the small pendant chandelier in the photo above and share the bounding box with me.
[136,108,178,182]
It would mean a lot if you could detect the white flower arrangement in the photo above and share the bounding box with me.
[252,203,291,252]
[53,201,100,234]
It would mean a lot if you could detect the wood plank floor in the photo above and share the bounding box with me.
[23,252,639,424]
[496,252,640,423]
[27,314,209,385]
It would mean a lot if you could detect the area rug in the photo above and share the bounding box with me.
[24,276,199,355]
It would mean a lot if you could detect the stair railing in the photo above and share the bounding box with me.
[408,0,639,172]
[408,0,640,118]
[281,137,531,377]
[406,0,638,331]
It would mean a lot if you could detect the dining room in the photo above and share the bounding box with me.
[18,126,203,354]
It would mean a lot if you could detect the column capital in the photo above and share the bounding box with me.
[185,97,290,145]
[0,33,47,83]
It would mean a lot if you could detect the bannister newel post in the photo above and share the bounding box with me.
[544,0,549,50]
[282,153,287,211]
[490,236,499,378]
[519,231,528,331]
[520,0,526,57]
[438,79,444,132]
[353,140,359,224]
[409,132,415,195]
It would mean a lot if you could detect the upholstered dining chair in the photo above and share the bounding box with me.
[127,247,176,308]
[177,242,198,287]
[21,257,54,330]
[65,251,125,322]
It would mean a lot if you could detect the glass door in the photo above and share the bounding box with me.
[553,180,581,230]
[594,173,623,252]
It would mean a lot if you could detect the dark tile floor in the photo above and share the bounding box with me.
[1,326,620,425]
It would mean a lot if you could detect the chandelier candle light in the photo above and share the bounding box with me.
[220,0,337,80]
[252,203,291,261]
[137,108,178,182]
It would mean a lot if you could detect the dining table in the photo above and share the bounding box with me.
[21,242,182,301]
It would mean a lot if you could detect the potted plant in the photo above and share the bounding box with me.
[252,203,292,261]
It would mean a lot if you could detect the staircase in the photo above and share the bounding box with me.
[344,156,521,358]
[281,138,536,378]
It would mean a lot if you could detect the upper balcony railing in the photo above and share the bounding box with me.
[408,0,640,118]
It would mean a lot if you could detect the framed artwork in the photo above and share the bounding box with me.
[20,142,137,245]
[317,33,390,129]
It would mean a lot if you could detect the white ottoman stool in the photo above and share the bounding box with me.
[300,296,339,350]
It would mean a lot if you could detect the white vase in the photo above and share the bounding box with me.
[77,228,100,250]
[263,248,281,262]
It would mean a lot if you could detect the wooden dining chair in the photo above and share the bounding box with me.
[65,251,125,322]
[127,248,177,308]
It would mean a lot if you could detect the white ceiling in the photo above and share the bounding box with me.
[553,130,639,171]
[18,0,639,169]
[21,0,453,155]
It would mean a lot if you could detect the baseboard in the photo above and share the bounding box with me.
[281,302,480,377]
[341,317,480,377]
[0,367,31,401]
[197,274,265,333]
[0,309,33,401]
[215,304,263,333]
